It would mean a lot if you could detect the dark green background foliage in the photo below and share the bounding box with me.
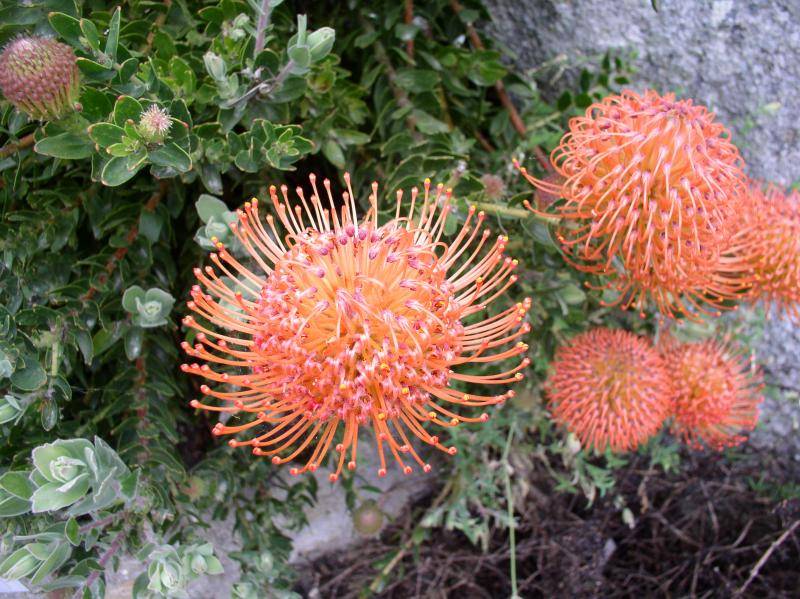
[0,0,641,596]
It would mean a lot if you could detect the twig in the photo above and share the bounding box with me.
[141,0,173,55]
[404,0,414,58]
[253,0,273,58]
[72,525,129,599]
[78,513,121,534]
[0,133,35,159]
[82,180,168,302]
[367,479,453,593]
[449,0,551,170]
[359,16,423,142]
[225,59,295,108]
[502,426,519,598]
[735,519,800,596]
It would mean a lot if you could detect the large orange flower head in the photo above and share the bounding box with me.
[516,89,749,319]
[735,182,800,318]
[660,336,762,450]
[181,174,531,480]
[545,328,672,452]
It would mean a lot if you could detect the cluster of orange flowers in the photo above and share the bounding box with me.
[546,328,762,453]
[180,89,779,478]
[517,89,800,321]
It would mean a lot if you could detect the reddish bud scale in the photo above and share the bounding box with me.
[546,328,672,452]
[518,90,750,319]
[660,336,762,450]
[0,37,79,120]
[183,174,530,479]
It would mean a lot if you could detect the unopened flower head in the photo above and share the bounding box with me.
[0,36,80,120]
[734,182,800,319]
[480,173,506,201]
[660,336,761,450]
[181,174,531,480]
[138,105,172,143]
[516,90,750,319]
[545,328,672,452]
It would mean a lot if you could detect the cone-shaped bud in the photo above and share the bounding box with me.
[0,36,80,120]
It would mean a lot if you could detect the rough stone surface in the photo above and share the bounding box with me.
[485,0,800,457]
[486,0,800,185]
[750,313,800,462]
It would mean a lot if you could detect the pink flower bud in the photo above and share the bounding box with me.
[0,36,80,120]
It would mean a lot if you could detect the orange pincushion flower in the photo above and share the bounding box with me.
[516,89,750,319]
[734,182,800,318]
[660,336,762,450]
[181,174,531,481]
[545,328,672,452]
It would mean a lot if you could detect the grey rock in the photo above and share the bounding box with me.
[486,0,800,185]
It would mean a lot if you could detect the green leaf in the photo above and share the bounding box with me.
[411,110,450,134]
[101,156,143,186]
[122,286,145,313]
[30,542,71,585]
[79,18,100,51]
[321,139,345,168]
[332,129,370,146]
[34,133,93,160]
[113,96,144,127]
[40,394,59,431]
[557,91,572,111]
[0,548,39,580]
[0,471,34,499]
[48,12,82,46]
[76,57,116,80]
[124,326,143,360]
[196,195,228,223]
[139,208,163,243]
[0,495,30,517]
[117,57,140,84]
[88,123,125,148]
[288,45,311,71]
[558,283,587,305]
[395,69,439,93]
[30,476,90,513]
[79,88,113,121]
[10,355,46,391]
[104,7,121,62]
[65,518,80,546]
[148,142,192,172]
[73,327,94,365]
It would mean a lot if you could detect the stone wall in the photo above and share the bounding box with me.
[486,0,800,186]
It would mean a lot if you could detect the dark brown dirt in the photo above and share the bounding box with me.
[299,448,800,598]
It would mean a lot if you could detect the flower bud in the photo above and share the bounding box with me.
[307,27,335,62]
[137,105,172,144]
[49,456,83,482]
[352,499,384,536]
[0,36,80,120]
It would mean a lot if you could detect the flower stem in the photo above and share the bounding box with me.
[473,202,530,220]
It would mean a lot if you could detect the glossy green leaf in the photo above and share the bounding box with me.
[34,133,94,160]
